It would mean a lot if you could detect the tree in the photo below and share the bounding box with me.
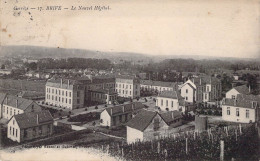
[1,64,5,69]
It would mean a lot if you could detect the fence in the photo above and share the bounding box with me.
[94,123,259,161]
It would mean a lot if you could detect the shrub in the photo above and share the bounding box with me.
[105,105,107,107]
[95,106,98,109]
[85,108,88,111]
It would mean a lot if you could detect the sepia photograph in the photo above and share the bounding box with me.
[0,0,260,160]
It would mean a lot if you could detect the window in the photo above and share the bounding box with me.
[119,84,121,88]
[206,86,209,92]
[130,85,131,89]
[205,94,207,100]
[119,115,122,122]
[52,89,54,93]
[13,120,15,125]
[227,107,230,115]
[69,92,71,97]
[59,90,60,95]
[16,129,17,137]
[123,84,124,88]
[232,95,236,99]
[126,85,128,89]
[161,100,163,106]
[66,91,67,96]
[186,89,188,93]
[236,108,239,117]
[77,91,80,97]
[7,107,8,114]
[171,101,173,107]
[246,110,249,118]
[186,97,188,100]
[69,99,71,104]
[77,99,80,104]
[166,100,168,106]
[136,85,138,89]
[10,108,12,115]
[9,126,11,134]
[3,106,5,113]
[24,129,27,138]
[130,91,131,95]
[56,89,57,94]
[123,90,124,94]
[62,91,64,96]
[13,127,14,136]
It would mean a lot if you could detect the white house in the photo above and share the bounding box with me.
[0,93,42,120]
[222,94,260,123]
[225,85,250,99]
[156,91,186,113]
[126,109,182,144]
[100,102,145,127]
[7,110,53,143]
[180,81,196,103]
[140,80,182,94]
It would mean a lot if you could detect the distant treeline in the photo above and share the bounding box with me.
[24,58,112,70]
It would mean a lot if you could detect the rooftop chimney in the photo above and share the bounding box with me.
[36,114,39,124]
[16,99,18,108]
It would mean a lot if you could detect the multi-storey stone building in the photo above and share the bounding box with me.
[45,79,85,110]
[115,76,140,99]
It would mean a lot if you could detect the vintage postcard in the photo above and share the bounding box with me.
[0,0,260,160]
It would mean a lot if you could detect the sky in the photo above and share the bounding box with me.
[0,0,260,58]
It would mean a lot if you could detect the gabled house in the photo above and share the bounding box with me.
[225,85,250,99]
[7,110,54,143]
[126,109,183,144]
[0,93,42,120]
[222,94,260,123]
[100,102,145,127]
[156,91,186,113]
[180,81,196,103]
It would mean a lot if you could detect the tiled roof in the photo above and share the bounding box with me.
[233,85,250,95]
[158,91,183,99]
[140,80,182,88]
[160,111,183,125]
[105,102,145,116]
[3,94,34,110]
[13,110,53,129]
[0,92,7,104]
[126,109,157,132]
[17,91,45,98]
[223,94,260,109]
[192,76,220,86]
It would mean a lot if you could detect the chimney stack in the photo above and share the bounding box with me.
[36,114,39,124]
[16,99,18,108]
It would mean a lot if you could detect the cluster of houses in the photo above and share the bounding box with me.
[0,72,259,145]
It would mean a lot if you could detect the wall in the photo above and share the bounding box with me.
[7,117,21,143]
[222,105,256,123]
[156,97,179,111]
[181,84,194,103]
[100,110,111,126]
[226,89,239,99]
[127,126,143,144]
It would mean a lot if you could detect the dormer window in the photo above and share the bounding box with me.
[236,108,239,117]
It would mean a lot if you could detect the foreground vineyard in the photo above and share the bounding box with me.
[94,124,259,161]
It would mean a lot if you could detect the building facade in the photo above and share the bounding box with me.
[225,85,250,99]
[89,88,117,104]
[140,80,182,94]
[0,93,42,120]
[7,110,53,143]
[45,79,85,110]
[222,94,260,123]
[156,91,186,113]
[115,76,140,99]
[100,102,145,127]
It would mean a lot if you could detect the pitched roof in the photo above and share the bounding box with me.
[160,111,183,125]
[223,94,260,109]
[17,91,45,99]
[140,80,181,88]
[0,92,7,104]
[90,88,117,95]
[192,76,221,86]
[104,102,145,116]
[126,109,157,132]
[13,110,53,129]
[233,85,250,95]
[158,90,183,100]
[3,94,34,110]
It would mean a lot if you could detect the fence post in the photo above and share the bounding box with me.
[122,148,124,157]
[220,140,224,161]
[157,141,160,153]
[186,138,188,155]
[239,124,242,134]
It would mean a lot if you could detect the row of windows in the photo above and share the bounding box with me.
[116,83,132,89]
[46,87,73,97]
[159,99,175,108]
[9,126,18,137]
[226,107,250,118]
[46,95,72,104]
[141,86,173,91]
[3,106,21,116]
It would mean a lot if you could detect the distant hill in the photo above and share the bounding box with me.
[0,45,257,63]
